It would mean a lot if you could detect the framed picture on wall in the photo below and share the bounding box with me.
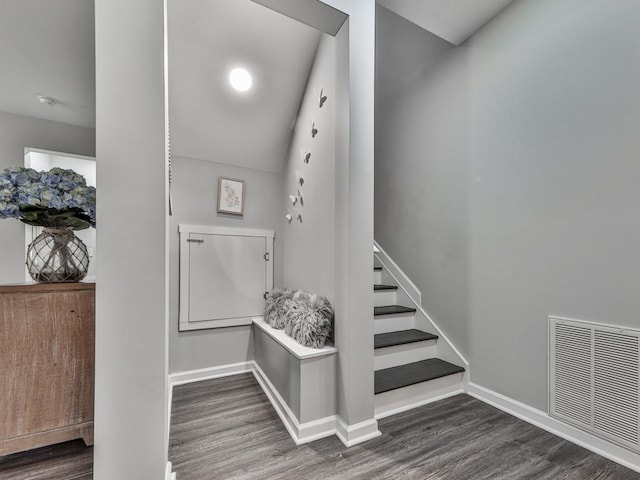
[217,177,245,216]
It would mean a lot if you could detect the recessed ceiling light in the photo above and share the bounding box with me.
[229,68,252,92]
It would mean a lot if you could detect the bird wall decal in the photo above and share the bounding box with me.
[319,89,328,108]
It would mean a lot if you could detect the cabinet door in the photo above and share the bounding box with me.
[188,233,267,323]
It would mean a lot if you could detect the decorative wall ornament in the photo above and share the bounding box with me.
[311,122,318,138]
[319,89,327,108]
[285,211,293,223]
[288,194,298,206]
[297,190,304,207]
[217,177,245,216]
[297,212,303,223]
[304,152,311,164]
[296,171,304,187]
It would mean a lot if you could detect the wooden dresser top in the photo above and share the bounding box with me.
[0,282,95,294]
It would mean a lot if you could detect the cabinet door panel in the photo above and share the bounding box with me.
[188,233,266,322]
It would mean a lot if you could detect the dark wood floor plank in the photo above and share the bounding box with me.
[0,440,92,480]
[374,329,438,349]
[374,284,398,291]
[374,358,465,394]
[168,374,640,480]
[3,373,639,479]
[374,305,416,316]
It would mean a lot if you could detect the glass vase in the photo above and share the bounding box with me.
[26,228,89,283]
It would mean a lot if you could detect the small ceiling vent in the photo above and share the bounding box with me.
[550,316,640,452]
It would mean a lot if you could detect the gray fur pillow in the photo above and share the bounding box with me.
[264,288,334,349]
[264,287,294,329]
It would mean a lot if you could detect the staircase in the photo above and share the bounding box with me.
[373,261,466,418]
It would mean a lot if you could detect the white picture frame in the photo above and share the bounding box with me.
[217,177,245,216]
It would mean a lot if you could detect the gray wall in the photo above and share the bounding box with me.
[0,111,95,285]
[375,0,640,411]
[281,33,336,300]
[168,155,283,374]
[94,0,168,476]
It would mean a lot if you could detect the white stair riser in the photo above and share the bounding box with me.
[374,372,465,419]
[374,313,415,334]
[374,340,437,370]
[373,270,382,284]
[374,290,397,306]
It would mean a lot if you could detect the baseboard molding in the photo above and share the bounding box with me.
[251,362,336,445]
[168,361,253,387]
[468,383,640,473]
[165,461,175,480]
[335,417,381,447]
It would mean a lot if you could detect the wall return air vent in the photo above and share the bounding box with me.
[549,316,640,452]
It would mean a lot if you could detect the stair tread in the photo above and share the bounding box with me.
[374,266,382,271]
[375,358,465,394]
[374,305,416,316]
[374,284,398,291]
[374,329,438,349]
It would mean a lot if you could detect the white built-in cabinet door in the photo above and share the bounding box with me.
[179,225,274,330]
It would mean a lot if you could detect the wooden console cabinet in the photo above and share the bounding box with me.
[0,282,95,456]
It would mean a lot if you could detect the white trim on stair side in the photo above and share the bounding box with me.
[468,382,640,474]
[373,241,421,305]
[373,241,469,373]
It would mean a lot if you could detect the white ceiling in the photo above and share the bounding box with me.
[377,0,515,45]
[0,0,515,149]
[168,0,321,173]
[0,0,95,128]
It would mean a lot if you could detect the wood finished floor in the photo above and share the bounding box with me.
[169,374,640,480]
[0,439,92,480]
[2,373,639,479]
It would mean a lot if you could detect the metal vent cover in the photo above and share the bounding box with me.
[550,316,640,452]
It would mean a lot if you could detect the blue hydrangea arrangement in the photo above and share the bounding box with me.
[0,166,96,230]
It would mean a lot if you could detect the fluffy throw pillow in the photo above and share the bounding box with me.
[264,288,334,349]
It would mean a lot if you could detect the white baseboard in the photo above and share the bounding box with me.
[252,362,337,445]
[168,361,253,387]
[468,383,640,474]
[335,417,381,447]
[165,461,175,480]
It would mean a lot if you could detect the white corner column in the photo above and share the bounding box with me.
[329,0,380,445]
[94,0,168,477]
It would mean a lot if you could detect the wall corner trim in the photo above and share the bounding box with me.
[335,417,381,448]
[468,383,640,473]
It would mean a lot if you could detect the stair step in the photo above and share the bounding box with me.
[374,266,382,271]
[374,284,397,291]
[374,358,465,394]
[374,329,437,349]
[374,305,416,316]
